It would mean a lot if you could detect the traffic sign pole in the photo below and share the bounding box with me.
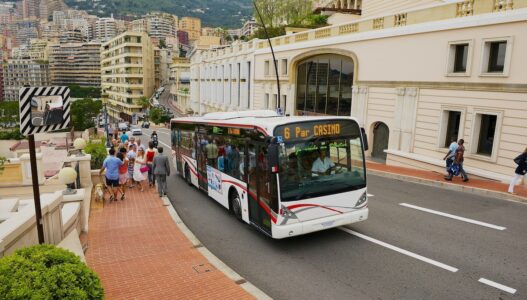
[28,134,45,244]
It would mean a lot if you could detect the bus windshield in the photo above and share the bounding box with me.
[276,122,366,202]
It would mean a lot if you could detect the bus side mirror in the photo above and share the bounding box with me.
[361,128,369,151]
[268,144,280,173]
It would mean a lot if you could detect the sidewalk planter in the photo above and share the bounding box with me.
[0,244,103,299]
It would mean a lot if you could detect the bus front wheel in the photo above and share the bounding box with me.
[229,190,242,221]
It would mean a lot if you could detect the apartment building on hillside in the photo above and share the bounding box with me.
[3,59,49,101]
[179,17,201,42]
[49,42,101,88]
[101,32,154,122]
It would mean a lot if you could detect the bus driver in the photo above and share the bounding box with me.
[311,149,335,177]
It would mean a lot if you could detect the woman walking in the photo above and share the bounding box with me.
[134,148,148,192]
[116,151,128,200]
[508,147,527,195]
[146,142,157,187]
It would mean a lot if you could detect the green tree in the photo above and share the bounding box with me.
[137,96,150,110]
[159,39,167,49]
[69,85,102,99]
[149,107,162,124]
[254,0,314,28]
[70,99,103,131]
[0,101,24,141]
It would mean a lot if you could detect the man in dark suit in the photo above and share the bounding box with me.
[153,146,171,197]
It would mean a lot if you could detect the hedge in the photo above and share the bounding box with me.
[0,244,104,299]
[84,139,108,169]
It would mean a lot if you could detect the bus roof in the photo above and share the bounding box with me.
[171,110,359,135]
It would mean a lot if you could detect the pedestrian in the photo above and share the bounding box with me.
[137,139,146,152]
[128,144,137,160]
[206,139,218,167]
[116,151,127,200]
[508,147,527,195]
[153,146,170,197]
[120,130,129,144]
[127,156,136,188]
[445,139,469,182]
[443,138,458,173]
[134,148,148,192]
[228,144,241,178]
[99,148,123,201]
[113,125,119,140]
[146,141,157,187]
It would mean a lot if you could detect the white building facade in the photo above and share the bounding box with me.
[190,0,527,185]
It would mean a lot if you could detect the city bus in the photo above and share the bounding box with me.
[171,110,369,239]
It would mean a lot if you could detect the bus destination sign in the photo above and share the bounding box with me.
[275,120,359,141]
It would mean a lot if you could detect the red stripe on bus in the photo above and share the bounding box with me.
[222,180,277,224]
[286,204,344,214]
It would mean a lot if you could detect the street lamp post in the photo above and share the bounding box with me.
[104,103,111,148]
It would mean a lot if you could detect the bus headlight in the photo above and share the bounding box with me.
[355,192,367,207]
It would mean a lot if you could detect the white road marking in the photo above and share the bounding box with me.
[478,278,516,294]
[339,227,459,273]
[399,203,506,231]
[367,194,374,197]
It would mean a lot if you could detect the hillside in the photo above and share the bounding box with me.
[63,0,253,28]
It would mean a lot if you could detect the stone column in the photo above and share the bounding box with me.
[401,88,418,152]
[351,85,368,127]
[391,88,406,150]
[66,154,92,188]
[19,153,44,186]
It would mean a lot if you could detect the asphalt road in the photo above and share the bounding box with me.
[157,84,184,118]
[143,127,527,300]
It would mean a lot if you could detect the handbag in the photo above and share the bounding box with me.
[140,165,149,173]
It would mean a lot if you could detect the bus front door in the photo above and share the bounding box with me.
[247,142,275,235]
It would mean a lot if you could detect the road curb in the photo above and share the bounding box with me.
[368,169,527,204]
[164,197,272,300]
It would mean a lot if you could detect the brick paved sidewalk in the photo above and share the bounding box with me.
[367,161,527,200]
[85,186,253,300]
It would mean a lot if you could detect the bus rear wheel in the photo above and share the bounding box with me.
[230,190,242,221]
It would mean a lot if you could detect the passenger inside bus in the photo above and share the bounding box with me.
[311,149,335,177]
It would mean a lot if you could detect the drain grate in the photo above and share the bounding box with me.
[192,263,216,274]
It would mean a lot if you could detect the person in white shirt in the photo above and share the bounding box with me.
[311,150,335,176]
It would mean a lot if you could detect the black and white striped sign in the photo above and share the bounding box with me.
[19,86,71,136]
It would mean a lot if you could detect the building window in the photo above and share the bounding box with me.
[281,59,288,75]
[295,54,354,116]
[446,40,472,76]
[476,114,497,156]
[453,44,468,73]
[487,41,506,72]
[264,60,270,76]
[444,111,461,147]
[481,37,512,76]
[264,93,270,108]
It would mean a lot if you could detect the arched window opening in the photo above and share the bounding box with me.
[296,54,354,116]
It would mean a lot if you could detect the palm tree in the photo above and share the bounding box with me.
[137,96,150,110]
